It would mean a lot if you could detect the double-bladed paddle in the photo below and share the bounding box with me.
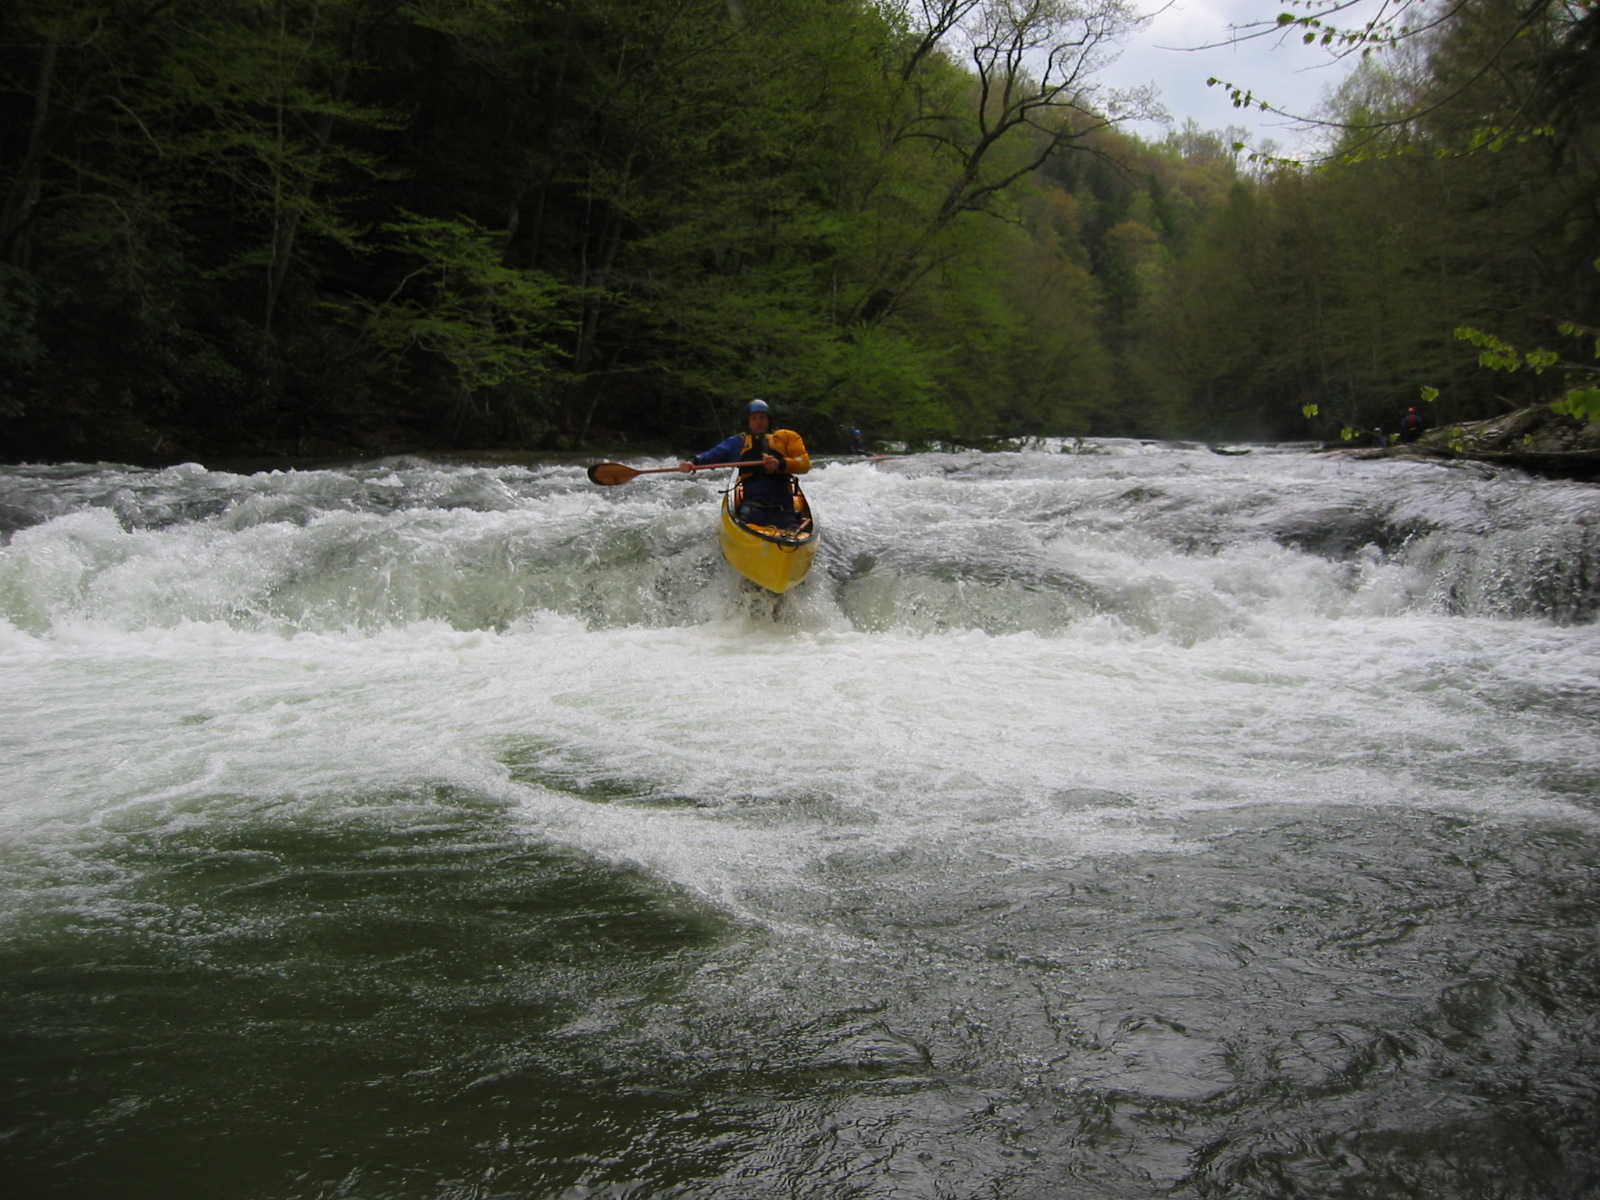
[586,460,768,486]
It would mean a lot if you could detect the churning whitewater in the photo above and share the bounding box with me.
[2,444,1598,1199]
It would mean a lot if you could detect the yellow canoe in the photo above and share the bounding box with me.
[718,477,818,594]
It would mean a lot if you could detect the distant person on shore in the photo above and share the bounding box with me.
[848,426,867,455]
[679,399,810,528]
[1400,407,1426,443]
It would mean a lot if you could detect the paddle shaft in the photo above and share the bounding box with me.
[641,460,768,476]
[587,459,771,486]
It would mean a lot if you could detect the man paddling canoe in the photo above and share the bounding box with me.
[679,399,810,529]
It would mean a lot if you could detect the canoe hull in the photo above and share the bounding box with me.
[719,480,817,594]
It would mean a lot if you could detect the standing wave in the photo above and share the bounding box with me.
[1,448,1596,638]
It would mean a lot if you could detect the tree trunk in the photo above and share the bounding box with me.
[0,35,60,268]
[263,2,351,334]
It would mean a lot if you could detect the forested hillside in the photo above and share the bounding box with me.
[1,0,1595,463]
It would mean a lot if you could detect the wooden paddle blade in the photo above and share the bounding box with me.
[587,461,640,486]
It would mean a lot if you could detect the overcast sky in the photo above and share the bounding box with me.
[1094,0,1368,155]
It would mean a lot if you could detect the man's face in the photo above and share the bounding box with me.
[748,412,771,435]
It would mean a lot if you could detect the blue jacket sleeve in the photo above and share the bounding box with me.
[692,435,746,466]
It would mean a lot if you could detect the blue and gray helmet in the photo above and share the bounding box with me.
[745,398,770,416]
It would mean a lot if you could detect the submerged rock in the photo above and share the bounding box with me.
[808,1026,933,1073]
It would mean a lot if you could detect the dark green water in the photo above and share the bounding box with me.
[6,796,1598,1198]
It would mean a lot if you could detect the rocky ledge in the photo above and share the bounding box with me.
[1339,405,1600,481]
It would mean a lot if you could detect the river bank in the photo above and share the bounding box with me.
[1337,404,1600,480]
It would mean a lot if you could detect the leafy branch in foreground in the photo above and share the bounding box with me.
[1200,0,1592,164]
[1439,279,1600,425]
[1549,318,1600,422]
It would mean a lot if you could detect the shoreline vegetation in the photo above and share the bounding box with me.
[2,1,1596,469]
[1334,404,1600,481]
[12,409,1596,488]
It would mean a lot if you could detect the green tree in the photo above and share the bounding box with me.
[352,212,571,438]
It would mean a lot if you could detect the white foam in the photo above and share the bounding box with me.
[2,451,1597,927]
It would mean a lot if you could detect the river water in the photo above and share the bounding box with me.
[2,444,1598,1199]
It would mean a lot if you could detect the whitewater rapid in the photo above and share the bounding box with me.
[3,443,1598,1198]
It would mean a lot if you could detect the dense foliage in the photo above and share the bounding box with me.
[0,0,1595,462]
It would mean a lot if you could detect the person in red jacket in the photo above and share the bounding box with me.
[1400,406,1426,443]
[680,399,810,528]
